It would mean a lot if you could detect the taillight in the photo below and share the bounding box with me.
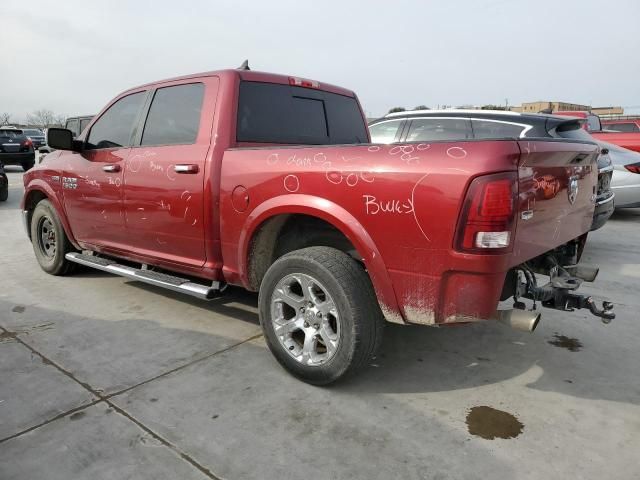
[625,163,640,174]
[455,172,518,253]
[289,76,319,89]
[21,138,33,148]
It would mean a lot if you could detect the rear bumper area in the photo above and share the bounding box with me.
[591,192,615,231]
[0,152,35,164]
[388,269,505,325]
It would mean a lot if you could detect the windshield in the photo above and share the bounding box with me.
[23,129,42,135]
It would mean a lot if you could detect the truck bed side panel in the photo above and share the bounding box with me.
[220,139,597,325]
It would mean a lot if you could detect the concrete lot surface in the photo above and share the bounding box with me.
[1,165,639,479]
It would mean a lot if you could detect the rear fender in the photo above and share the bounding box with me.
[238,194,404,324]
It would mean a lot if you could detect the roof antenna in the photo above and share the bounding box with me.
[238,59,250,71]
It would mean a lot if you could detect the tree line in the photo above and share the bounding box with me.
[0,110,66,129]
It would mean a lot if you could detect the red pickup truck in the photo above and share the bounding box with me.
[554,111,640,153]
[22,68,614,384]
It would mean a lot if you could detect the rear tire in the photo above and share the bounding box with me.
[258,246,384,385]
[30,199,76,275]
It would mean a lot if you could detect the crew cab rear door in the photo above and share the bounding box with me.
[122,77,219,268]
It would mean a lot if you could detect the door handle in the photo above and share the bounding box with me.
[102,164,121,172]
[174,164,199,174]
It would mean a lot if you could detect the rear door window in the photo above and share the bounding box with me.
[86,92,146,150]
[141,83,204,146]
[406,118,472,142]
[237,81,367,144]
[369,120,404,144]
[471,119,527,139]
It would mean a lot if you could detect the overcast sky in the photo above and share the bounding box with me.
[2,0,639,121]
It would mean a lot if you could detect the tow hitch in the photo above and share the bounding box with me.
[512,262,615,324]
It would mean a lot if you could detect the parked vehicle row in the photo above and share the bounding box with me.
[22,67,614,384]
[369,109,615,229]
[38,115,95,159]
[552,111,640,208]
[22,128,46,149]
[0,127,36,171]
[553,110,640,153]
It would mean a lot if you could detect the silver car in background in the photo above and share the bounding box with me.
[601,142,640,209]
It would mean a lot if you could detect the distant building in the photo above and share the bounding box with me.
[519,101,590,113]
[591,106,624,116]
[511,102,624,116]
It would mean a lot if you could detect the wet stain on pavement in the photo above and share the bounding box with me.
[12,305,26,313]
[548,334,583,352]
[466,406,524,440]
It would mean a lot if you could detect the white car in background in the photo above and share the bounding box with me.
[602,141,640,209]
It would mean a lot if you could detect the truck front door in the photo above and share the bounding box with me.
[61,91,147,249]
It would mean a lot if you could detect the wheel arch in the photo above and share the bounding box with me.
[238,194,404,324]
[23,183,78,248]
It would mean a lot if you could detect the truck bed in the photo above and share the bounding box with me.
[220,138,599,325]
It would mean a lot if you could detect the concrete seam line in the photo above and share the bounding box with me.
[0,400,103,444]
[0,325,258,477]
[0,325,104,398]
[105,333,264,400]
[106,400,226,480]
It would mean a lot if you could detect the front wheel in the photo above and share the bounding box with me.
[30,199,76,275]
[258,247,384,385]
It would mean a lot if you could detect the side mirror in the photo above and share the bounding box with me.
[47,128,82,152]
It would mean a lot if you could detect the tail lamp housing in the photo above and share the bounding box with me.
[624,162,640,174]
[455,172,518,253]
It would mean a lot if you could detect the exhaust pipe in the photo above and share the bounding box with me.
[494,309,541,332]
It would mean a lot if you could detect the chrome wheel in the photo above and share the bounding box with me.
[37,216,56,258]
[270,273,340,366]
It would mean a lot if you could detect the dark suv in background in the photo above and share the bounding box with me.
[21,128,46,149]
[0,127,36,171]
[369,109,615,231]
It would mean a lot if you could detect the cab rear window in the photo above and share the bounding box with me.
[237,81,367,145]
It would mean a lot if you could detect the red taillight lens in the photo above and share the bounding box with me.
[22,139,33,148]
[455,172,518,253]
[479,180,514,217]
[289,76,319,89]
[625,163,640,174]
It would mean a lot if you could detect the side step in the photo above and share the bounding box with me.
[65,253,220,300]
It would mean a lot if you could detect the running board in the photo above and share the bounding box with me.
[65,252,220,300]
